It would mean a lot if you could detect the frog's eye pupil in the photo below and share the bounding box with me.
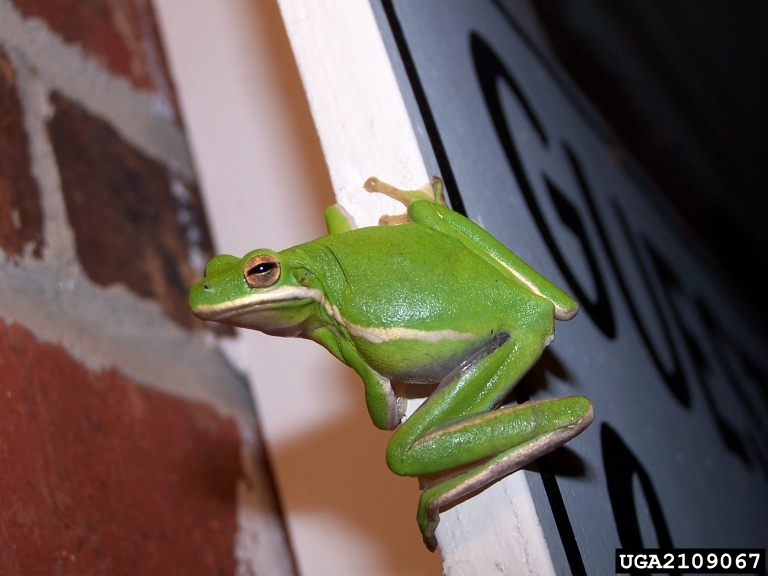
[250,262,275,275]
[244,254,281,288]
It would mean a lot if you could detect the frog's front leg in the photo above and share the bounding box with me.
[324,204,357,234]
[312,326,404,430]
[386,331,594,551]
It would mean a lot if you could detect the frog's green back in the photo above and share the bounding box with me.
[284,223,555,336]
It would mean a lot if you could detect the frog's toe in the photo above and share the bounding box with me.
[363,176,384,192]
[417,484,444,551]
[423,532,438,553]
[379,213,411,226]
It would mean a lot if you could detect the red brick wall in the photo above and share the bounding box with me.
[0,322,240,574]
[13,0,180,105]
[0,47,43,258]
[0,1,296,574]
[47,91,211,328]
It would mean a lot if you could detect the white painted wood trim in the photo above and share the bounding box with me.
[274,1,556,573]
[273,0,427,229]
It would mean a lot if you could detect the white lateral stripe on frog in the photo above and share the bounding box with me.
[322,300,476,344]
[196,285,476,344]
[192,285,321,319]
[337,313,477,344]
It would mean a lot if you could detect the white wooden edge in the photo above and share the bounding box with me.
[274,1,556,573]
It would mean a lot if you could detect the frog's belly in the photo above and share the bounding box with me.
[352,334,492,384]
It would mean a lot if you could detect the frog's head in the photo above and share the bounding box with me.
[189,249,319,337]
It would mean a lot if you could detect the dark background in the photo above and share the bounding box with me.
[532,1,768,327]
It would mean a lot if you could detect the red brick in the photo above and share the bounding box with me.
[12,0,180,107]
[0,47,44,258]
[0,321,242,575]
[47,93,214,329]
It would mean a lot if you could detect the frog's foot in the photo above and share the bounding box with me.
[378,213,411,226]
[415,396,594,551]
[364,176,446,226]
[364,176,445,206]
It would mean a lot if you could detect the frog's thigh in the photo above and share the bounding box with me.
[408,200,578,319]
[387,332,544,476]
[417,396,594,550]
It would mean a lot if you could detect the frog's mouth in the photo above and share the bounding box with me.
[193,285,321,318]
[191,285,322,325]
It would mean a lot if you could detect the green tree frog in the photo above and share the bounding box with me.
[189,177,594,550]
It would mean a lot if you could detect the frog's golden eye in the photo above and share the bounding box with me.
[244,254,281,288]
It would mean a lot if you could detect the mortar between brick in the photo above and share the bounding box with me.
[10,48,78,262]
[0,0,194,181]
[0,259,255,424]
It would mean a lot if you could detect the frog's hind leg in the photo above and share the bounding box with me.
[385,331,594,550]
[417,396,593,550]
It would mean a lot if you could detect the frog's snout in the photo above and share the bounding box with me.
[189,275,220,315]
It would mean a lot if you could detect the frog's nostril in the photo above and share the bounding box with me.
[204,283,211,290]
